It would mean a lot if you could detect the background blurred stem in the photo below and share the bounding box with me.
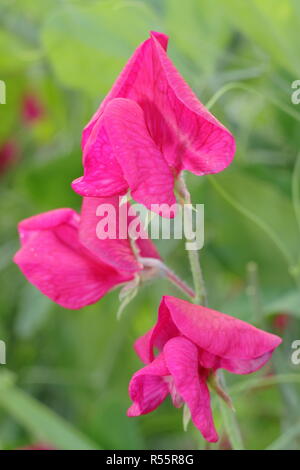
[292,153,300,236]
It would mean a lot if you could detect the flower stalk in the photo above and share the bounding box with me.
[176,177,207,306]
[177,176,244,449]
[139,257,195,300]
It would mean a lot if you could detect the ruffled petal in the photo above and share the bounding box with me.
[134,298,179,363]
[127,353,169,417]
[163,296,282,362]
[197,349,275,375]
[72,111,128,198]
[134,328,155,364]
[81,31,235,177]
[79,196,142,273]
[220,351,274,375]
[14,209,131,309]
[105,98,176,216]
[79,196,161,273]
[164,337,218,443]
[75,97,176,216]
[82,32,169,149]
[150,33,235,174]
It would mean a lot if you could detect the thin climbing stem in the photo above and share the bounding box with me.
[205,81,300,123]
[139,257,195,300]
[208,175,293,268]
[165,267,196,300]
[187,249,207,306]
[292,152,300,236]
[176,177,207,306]
[177,176,244,450]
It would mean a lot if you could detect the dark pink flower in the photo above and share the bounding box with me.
[22,93,44,124]
[18,443,55,450]
[272,313,290,333]
[127,296,281,442]
[14,197,160,309]
[72,32,235,216]
[0,139,19,175]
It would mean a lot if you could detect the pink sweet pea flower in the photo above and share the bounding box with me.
[0,139,19,175]
[72,31,235,216]
[14,197,160,309]
[272,312,291,333]
[127,296,281,442]
[18,443,55,450]
[21,93,44,124]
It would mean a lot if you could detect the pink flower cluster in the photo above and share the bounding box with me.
[14,32,281,443]
[128,296,281,442]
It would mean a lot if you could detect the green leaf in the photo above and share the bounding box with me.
[0,372,100,450]
[165,0,230,73]
[0,30,35,71]
[219,398,244,450]
[182,403,191,432]
[266,421,300,450]
[14,284,52,339]
[209,169,299,268]
[292,153,300,235]
[230,374,300,395]
[218,0,300,76]
[88,394,145,449]
[264,291,300,317]
[42,1,160,96]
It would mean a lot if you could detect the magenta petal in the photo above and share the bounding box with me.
[134,298,180,364]
[82,32,169,150]
[128,204,161,260]
[150,33,235,174]
[79,196,142,273]
[164,337,218,443]
[81,31,235,178]
[72,111,128,198]
[14,209,131,309]
[134,328,155,364]
[73,96,176,216]
[79,196,160,273]
[220,351,274,375]
[127,353,169,417]
[163,296,282,363]
[197,349,275,375]
[16,208,79,235]
[102,98,176,216]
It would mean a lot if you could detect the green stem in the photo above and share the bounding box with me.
[208,175,293,269]
[292,152,300,236]
[177,176,244,450]
[176,177,207,305]
[139,257,195,300]
[205,81,300,123]
[187,249,207,306]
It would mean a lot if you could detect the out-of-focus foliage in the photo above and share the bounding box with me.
[0,0,300,450]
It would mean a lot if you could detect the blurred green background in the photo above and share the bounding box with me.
[0,0,300,450]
